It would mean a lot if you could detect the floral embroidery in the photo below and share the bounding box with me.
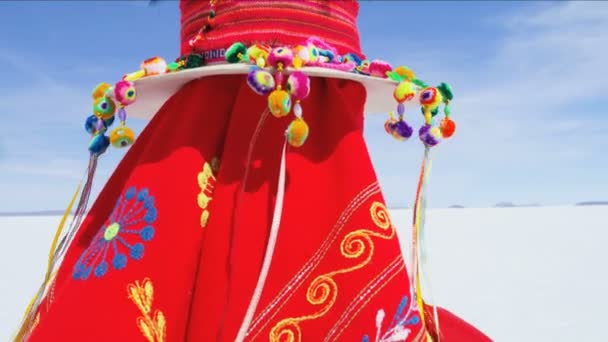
[198,158,218,228]
[72,186,157,280]
[361,295,420,342]
[269,201,395,342]
[127,278,166,342]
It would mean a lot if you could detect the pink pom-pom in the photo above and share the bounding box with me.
[369,60,393,78]
[114,80,136,106]
[287,71,310,100]
[267,47,294,69]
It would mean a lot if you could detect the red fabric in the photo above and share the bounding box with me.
[179,0,363,57]
[25,76,489,341]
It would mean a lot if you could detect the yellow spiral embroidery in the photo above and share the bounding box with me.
[197,158,218,228]
[269,201,395,342]
[127,278,166,342]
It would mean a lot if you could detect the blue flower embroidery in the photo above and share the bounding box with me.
[362,295,420,342]
[73,186,157,280]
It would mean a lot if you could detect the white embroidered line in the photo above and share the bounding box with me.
[235,139,288,342]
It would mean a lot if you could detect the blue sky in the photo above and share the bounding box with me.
[0,1,606,211]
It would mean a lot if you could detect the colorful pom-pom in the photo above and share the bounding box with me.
[226,42,248,64]
[141,57,167,76]
[287,71,310,100]
[356,60,371,75]
[114,80,136,106]
[93,97,117,120]
[247,44,270,68]
[85,115,100,134]
[247,69,275,96]
[109,126,136,148]
[268,89,292,118]
[343,53,363,66]
[92,83,112,101]
[391,120,413,141]
[369,60,393,78]
[394,66,416,82]
[286,118,309,147]
[419,124,442,147]
[268,47,294,69]
[89,134,110,155]
[437,82,454,101]
[440,117,456,138]
[394,81,416,103]
[419,87,443,109]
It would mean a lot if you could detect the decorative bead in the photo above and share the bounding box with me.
[209,9,216,18]
[95,118,105,132]
[275,72,284,86]
[444,104,451,116]
[286,71,310,100]
[419,124,442,147]
[369,60,393,78]
[114,80,136,106]
[122,70,145,82]
[268,89,292,118]
[397,103,405,116]
[293,102,303,118]
[141,57,167,76]
[440,118,456,138]
[437,82,454,101]
[92,83,112,101]
[225,42,248,63]
[89,134,110,155]
[393,81,416,103]
[286,118,309,147]
[167,61,181,72]
[117,107,127,122]
[268,47,294,69]
[419,87,443,109]
[247,68,275,95]
[110,126,136,148]
[93,97,117,120]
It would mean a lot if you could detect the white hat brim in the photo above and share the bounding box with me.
[128,64,421,120]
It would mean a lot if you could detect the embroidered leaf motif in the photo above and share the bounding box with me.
[197,159,218,228]
[128,278,166,342]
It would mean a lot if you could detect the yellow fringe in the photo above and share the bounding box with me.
[14,182,82,341]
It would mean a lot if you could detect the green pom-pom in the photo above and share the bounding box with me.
[386,71,405,82]
[167,62,181,72]
[412,78,428,88]
[226,42,248,64]
[437,82,454,101]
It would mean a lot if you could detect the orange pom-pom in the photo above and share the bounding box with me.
[286,118,309,147]
[440,118,456,138]
[268,89,292,118]
[92,83,112,100]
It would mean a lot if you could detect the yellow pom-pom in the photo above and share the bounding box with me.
[286,118,309,147]
[394,66,416,81]
[109,126,136,148]
[268,89,292,118]
[420,87,443,109]
[92,83,112,101]
[394,81,416,103]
